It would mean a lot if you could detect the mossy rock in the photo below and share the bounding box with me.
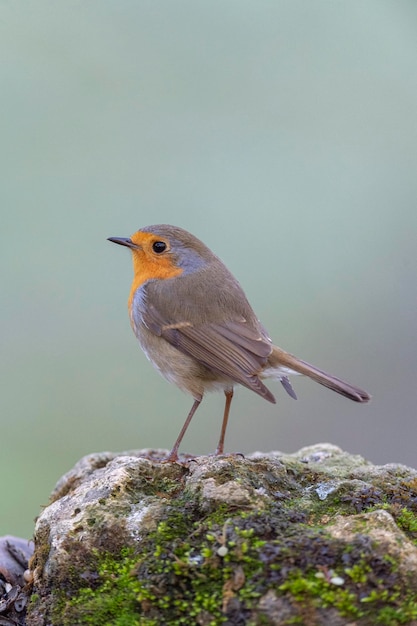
[27,444,417,625]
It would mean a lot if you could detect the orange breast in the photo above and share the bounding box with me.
[127,247,183,310]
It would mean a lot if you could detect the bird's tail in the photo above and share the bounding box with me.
[268,346,371,403]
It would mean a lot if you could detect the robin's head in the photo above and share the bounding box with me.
[108,224,215,287]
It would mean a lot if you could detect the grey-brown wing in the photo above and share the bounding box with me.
[142,305,276,403]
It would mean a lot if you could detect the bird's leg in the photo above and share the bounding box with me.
[165,398,201,462]
[215,389,234,456]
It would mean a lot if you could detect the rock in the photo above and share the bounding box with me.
[27,444,417,626]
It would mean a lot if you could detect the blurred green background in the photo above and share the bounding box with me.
[1,1,417,538]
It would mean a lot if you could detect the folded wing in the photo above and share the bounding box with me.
[142,304,276,403]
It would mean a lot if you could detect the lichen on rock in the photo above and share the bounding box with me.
[26,444,417,625]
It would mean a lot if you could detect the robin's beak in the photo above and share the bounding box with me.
[107,237,139,249]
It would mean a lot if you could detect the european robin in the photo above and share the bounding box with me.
[108,224,370,462]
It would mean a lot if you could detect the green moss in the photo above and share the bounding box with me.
[57,549,143,626]
[344,562,371,584]
[395,507,417,540]
[278,562,417,626]
[51,495,417,626]
[52,502,271,626]
[279,571,361,618]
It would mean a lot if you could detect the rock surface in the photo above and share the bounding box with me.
[27,444,417,626]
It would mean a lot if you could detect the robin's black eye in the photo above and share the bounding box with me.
[152,241,167,254]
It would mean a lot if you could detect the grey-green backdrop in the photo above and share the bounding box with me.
[1,1,416,538]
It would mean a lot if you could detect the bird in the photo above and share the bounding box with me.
[108,224,370,462]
